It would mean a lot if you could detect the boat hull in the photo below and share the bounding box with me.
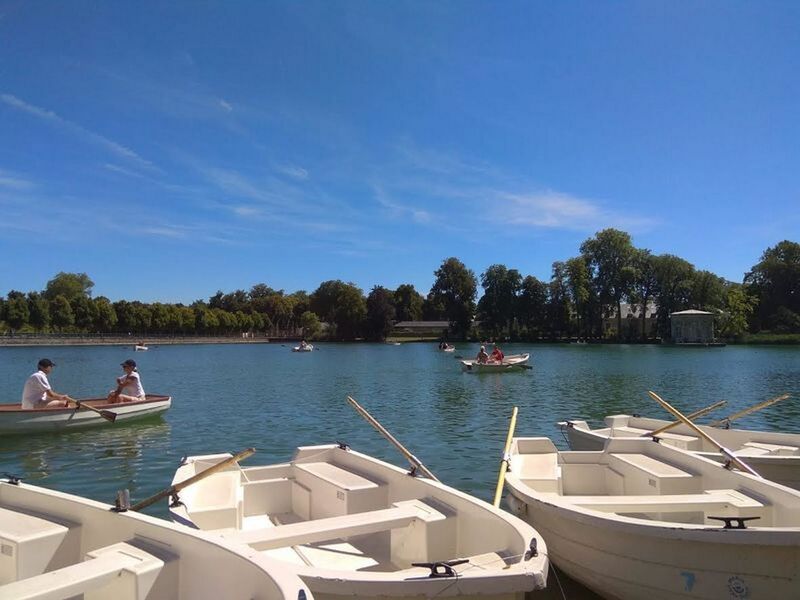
[0,479,309,599]
[505,437,800,600]
[0,394,171,434]
[170,444,548,599]
[461,353,530,373]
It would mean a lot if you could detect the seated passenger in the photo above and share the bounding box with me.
[475,345,489,364]
[108,359,145,404]
[490,344,504,363]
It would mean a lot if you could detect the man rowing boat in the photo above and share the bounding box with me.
[21,358,73,409]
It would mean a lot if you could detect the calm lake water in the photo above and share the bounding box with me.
[1,342,798,597]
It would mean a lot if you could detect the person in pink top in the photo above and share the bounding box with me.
[490,344,505,363]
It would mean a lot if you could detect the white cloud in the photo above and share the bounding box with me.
[1,93,156,171]
[0,169,34,190]
[219,98,233,112]
[276,164,309,180]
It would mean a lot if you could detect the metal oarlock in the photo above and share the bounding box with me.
[114,488,130,512]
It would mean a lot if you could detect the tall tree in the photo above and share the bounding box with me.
[652,254,696,339]
[300,311,322,340]
[93,297,117,332]
[580,229,636,340]
[744,240,800,333]
[310,280,367,340]
[27,292,51,332]
[548,262,572,338]
[690,270,727,310]
[43,272,94,302]
[477,264,522,338]
[565,257,591,339]
[718,285,757,339]
[517,276,548,339]
[394,284,424,322]
[630,249,657,341]
[428,258,477,338]
[49,295,75,331]
[365,286,396,341]
[6,291,30,330]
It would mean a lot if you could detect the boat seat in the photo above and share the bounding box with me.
[0,542,163,600]
[740,442,800,457]
[214,500,444,552]
[0,507,69,585]
[186,471,241,530]
[608,453,697,495]
[612,427,701,451]
[569,488,763,515]
[294,462,386,519]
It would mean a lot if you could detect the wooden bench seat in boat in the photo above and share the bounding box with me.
[607,453,698,495]
[738,442,800,457]
[0,542,164,600]
[294,462,387,519]
[214,499,446,552]
[567,488,764,515]
[0,507,69,584]
[611,427,701,450]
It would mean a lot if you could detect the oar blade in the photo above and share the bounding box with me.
[100,410,117,423]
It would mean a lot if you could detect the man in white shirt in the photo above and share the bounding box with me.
[21,359,72,409]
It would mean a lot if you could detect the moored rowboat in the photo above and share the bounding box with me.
[504,436,800,600]
[0,394,171,435]
[0,477,311,599]
[170,443,548,599]
[561,413,800,490]
[461,353,530,373]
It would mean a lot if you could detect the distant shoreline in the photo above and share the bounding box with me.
[0,336,272,348]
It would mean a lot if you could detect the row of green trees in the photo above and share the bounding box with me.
[2,231,798,341]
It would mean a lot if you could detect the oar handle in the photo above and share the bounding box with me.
[708,394,790,428]
[346,396,440,482]
[648,391,760,477]
[130,447,255,512]
[493,406,518,507]
[65,397,116,422]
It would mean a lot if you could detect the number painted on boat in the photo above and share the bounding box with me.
[727,575,748,599]
[680,571,695,592]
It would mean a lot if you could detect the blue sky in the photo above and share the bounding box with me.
[1,2,798,303]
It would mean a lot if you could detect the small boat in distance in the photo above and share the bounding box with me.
[504,436,800,600]
[0,477,311,599]
[170,443,548,599]
[134,343,149,351]
[291,343,314,352]
[561,413,800,490]
[461,353,530,373]
[0,394,171,435]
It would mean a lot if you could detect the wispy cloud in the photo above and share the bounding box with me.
[374,186,431,224]
[1,93,156,171]
[275,164,309,180]
[0,169,35,190]
[218,98,233,112]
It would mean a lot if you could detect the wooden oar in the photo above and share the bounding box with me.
[648,391,760,477]
[346,396,439,482]
[65,396,117,423]
[646,400,727,437]
[493,406,519,507]
[130,447,255,512]
[707,393,791,428]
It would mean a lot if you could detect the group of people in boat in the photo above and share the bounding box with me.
[21,357,146,410]
[437,341,452,350]
[475,343,504,364]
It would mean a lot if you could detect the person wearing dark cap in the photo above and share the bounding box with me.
[21,359,73,409]
[107,359,146,404]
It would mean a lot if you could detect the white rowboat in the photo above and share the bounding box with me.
[561,414,800,490]
[292,345,314,352]
[460,353,530,373]
[0,478,312,600]
[504,436,800,600]
[134,345,149,351]
[170,443,548,600]
[0,394,171,435]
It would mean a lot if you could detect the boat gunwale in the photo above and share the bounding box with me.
[0,394,171,413]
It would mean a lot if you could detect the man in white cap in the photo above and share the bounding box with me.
[475,345,489,364]
[21,358,73,409]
